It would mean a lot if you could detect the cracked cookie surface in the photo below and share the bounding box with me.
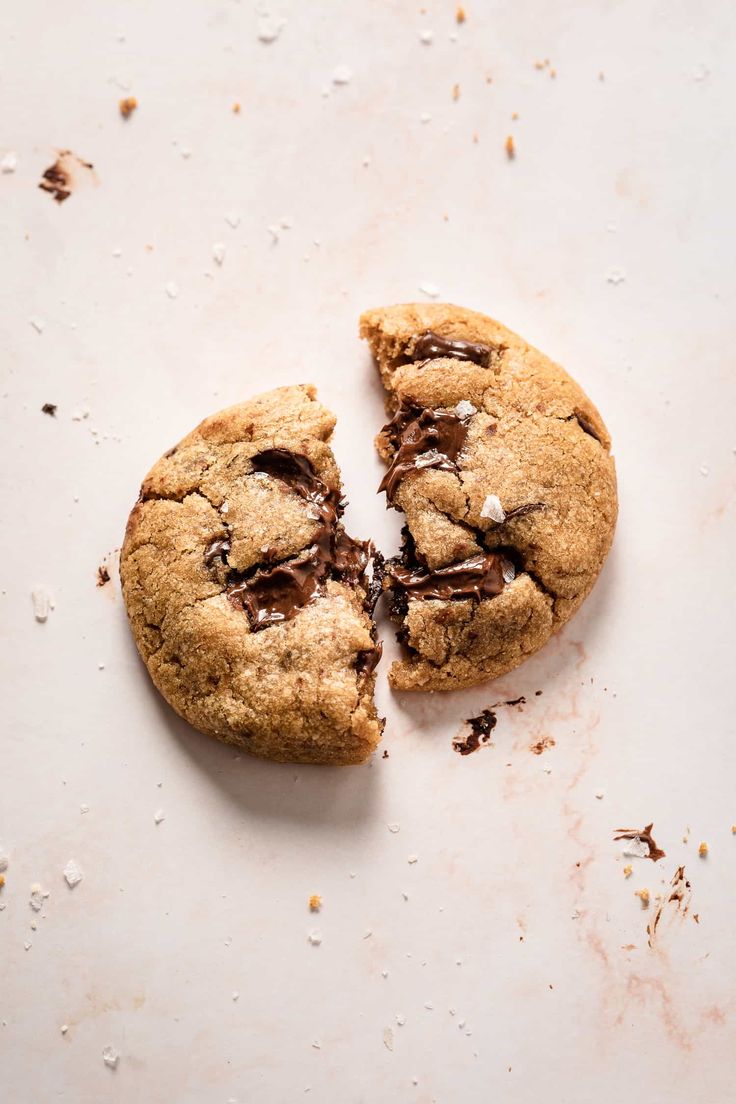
[361,303,618,691]
[120,385,383,764]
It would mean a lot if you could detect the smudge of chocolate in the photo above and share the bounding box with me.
[378,401,471,502]
[382,749,389,759]
[614,823,666,862]
[204,537,230,568]
[41,403,57,416]
[454,709,498,754]
[163,445,178,459]
[504,696,526,707]
[412,330,492,367]
[355,642,382,681]
[504,502,546,521]
[222,449,378,632]
[530,735,555,755]
[96,565,110,587]
[38,151,93,204]
[386,551,506,602]
[647,866,691,948]
[573,412,602,443]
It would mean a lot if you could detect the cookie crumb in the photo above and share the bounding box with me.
[0,853,7,872]
[0,875,5,889]
[635,888,650,908]
[419,29,433,44]
[387,823,400,833]
[97,565,110,587]
[456,5,466,22]
[257,15,285,44]
[505,134,515,159]
[308,894,322,911]
[698,841,708,858]
[42,403,57,416]
[452,83,460,101]
[623,864,633,878]
[407,854,418,864]
[119,96,137,119]
[232,102,241,113]
[418,281,439,298]
[60,1024,68,1034]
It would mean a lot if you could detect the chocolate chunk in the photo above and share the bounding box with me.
[573,412,602,443]
[204,537,230,568]
[96,565,110,587]
[224,449,379,631]
[378,402,470,502]
[355,642,383,681]
[412,330,491,366]
[386,551,506,602]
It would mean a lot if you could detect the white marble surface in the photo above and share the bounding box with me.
[2,2,735,1101]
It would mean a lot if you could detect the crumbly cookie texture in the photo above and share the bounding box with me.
[360,303,618,691]
[120,385,383,765]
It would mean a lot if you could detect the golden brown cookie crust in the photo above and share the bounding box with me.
[360,303,618,691]
[120,385,383,764]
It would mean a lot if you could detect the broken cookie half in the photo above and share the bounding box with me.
[361,302,618,691]
[120,385,383,764]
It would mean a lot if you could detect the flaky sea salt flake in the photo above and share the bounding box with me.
[1,151,18,173]
[480,494,506,523]
[212,242,226,266]
[418,281,439,298]
[63,860,83,888]
[102,1045,119,1069]
[32,587,51,623]
[332,65,353,85]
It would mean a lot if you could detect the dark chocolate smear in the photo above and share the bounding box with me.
[386,551,506,602]
[355,641,383,681]
[412,330,491,367]
[573,412,602,443]
[453,709,498,755]
[378,402,470,502]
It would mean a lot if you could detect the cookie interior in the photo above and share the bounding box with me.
[121,385,384,764]
[361,303,618,691]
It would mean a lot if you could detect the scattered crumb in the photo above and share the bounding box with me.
[452,83,460,101]
[698,841,708,858]
[614,823,665,862]
[102,1046,119,1069]
[63,860,82,888]
[225,212,241,229]
[30,317,45,334]
[41,403,57,416]
[80,804,89,814]
[119,96,137,119]
[606,267,626,285]
[0,875,5,889]
[308,929,322,946]
[387,823,400,834]
[511,111,519,120]
[530,736,555,756]
[623,864,633,878]
[382,749,389,758]
[732,825,736,834]
[257,15,285,44]
[1,151,18,173]
[60,1024,68,1034]
[456,5,466,22]
[505,135,515,159]
[232,102,241,114]
[38,150,93,204]
[97,565,111,587]
[407,854,418,864]
[635,888,650,908]
[232,991,239,1001]
[308,894,322,912]
[31,586,52,623]
[595,790,605,800]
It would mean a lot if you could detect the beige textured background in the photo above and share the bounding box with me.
[1,2,735,1101]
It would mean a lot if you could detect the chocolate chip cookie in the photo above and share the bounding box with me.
[120,385,383,764]
[360,303,617,691]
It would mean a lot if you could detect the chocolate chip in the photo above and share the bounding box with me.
[412,330,492,367]
[41,403,57,417]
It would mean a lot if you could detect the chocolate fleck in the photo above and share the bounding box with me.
[614,823,666,863]
[378,401,471,501]
[96,565,110,587]
[38,151,93,204]
[454,709,498,754]
[503,502,546,521]
[412,330,491,367]
[574,412,602,443]
[41,403,57,417]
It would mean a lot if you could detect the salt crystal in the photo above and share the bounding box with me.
[154,810,165,824]
[332,65,353,85]
[102,1045,119,1069]
[257,15,284,44]
[418,281,439,298]
[1,152,18,173]
[80,804,89,814]
[420,113,432,124]
[480,494,506,523]
[381,969,388,978]
[383,1027,394,1051]
[700,464,709,476]
[311,1039,321,1049]
[424,1001,434,1010]
[267,225,280,243]
[225,212,241,229]
[455,400,477,418]
[606,268,626,285]
[407,854,418,864]
[32,586,51,622]
[63,860,82,888]
[308,929,322,945]
[396,1013,406,1025]
[232,991,239,1001]
[621,837,650,859]
[363,929,372,939]
[165,281,179,299]
[212,242,226,266]
[387,823,400,833]
[501,558,516,584]
[60,1024,68,1034]
[30,317,45,334]
[24,941,32,951]
[280,216,293,229]
[414,449,443,469]
[419,29,433,44]
[595,790,605,800]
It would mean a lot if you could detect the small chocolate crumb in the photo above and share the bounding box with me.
[454,709,498,755]
[614,823,666,862]
[96,565,111,587]
[41,403,57,416]
[382,749,389,759]
[38,151,93,204]
[119,96,138,119]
